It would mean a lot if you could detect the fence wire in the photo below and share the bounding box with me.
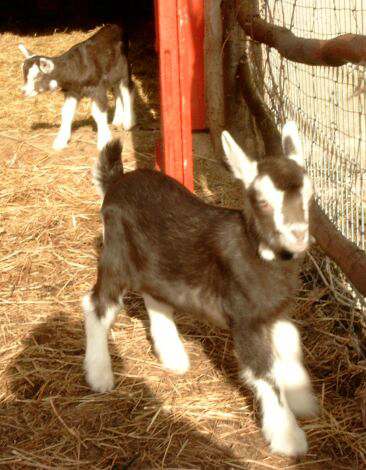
[252,0,365,306]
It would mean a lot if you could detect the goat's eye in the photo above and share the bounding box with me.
[257,200,272,211]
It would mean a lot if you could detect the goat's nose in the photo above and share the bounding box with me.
[292,229,307,241]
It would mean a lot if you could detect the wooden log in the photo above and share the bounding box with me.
[236,0,366,67]
[205,0,225,157]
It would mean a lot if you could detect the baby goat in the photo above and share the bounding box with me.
[19,24,135,150]
[82,122,317,457]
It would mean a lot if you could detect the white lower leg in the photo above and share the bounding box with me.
[272,320,318,417]
[91,101,112,150]
[143,294,190,374]
[53,96,78,150]
[120,84,136,130]
[112,94,124,126]
[82,293,120,392]
[243,370,308,457]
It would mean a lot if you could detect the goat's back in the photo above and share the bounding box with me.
[56,24,128,92]
[100,170,300,323]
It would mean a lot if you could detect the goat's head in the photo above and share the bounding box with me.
[19,44,58,97]
[222,122,314,259]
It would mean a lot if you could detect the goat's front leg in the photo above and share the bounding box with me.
[234,317,317,457]
[82,291,123,392]
[53,95,78,150]
[91,93,112,150]
[143,294,190,374]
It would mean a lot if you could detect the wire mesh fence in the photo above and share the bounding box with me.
[251,0,365,307]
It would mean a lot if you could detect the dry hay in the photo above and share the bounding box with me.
[0,26,365,470]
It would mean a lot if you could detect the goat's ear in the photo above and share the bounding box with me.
[39,58,54,74]
[221,131,258,188]
[18,43,34,58]
[281,121,304,167]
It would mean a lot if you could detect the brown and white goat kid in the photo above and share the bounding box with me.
[19,25,135,151]
[82,122,318,457]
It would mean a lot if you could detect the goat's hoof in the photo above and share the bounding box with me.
[158,347,190,375]
[267,424,308,457]
[53,137,68,150]
[85,366,114,393]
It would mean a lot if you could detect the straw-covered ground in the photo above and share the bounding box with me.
[0,26,365,469]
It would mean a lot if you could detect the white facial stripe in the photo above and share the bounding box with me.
[254,175,310,251]
[254,174,284,214]
[22,63,40,97]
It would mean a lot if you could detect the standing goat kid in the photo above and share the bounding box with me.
[83,122,318,457]
[19,24,135,150]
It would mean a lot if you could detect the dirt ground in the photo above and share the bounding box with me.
[0,25,365,470]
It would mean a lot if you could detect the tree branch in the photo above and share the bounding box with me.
[235,0,366,66]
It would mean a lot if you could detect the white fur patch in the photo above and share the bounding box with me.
[49,79,58,91]
[242,370,308,456]
[121,85,136,130]
[254,175,310,253]
[273,360,318,417]
[22,63,39,97]
[91,101,112,150]
[112,94,124,126]
[221,131,258,188]
[282,121,304,167]
[301,175,313,223]
[53,96,78,150]
[271,320,318,417]
[259,242,275,261]
[254,174,284,209]
[272,320,302,360]
[82,293,121,393]
[143,294,190,374]
[19,43,33,58]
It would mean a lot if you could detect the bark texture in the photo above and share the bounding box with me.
[236,0,366,66]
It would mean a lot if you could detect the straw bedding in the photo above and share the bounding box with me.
[0,26,365,469]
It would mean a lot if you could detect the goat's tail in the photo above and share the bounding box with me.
[93,139,124,197]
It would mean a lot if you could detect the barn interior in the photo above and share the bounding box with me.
[0,1,364,469]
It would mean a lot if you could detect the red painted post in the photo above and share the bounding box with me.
[155,0,205,191]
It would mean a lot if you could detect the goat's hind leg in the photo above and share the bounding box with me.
[112,78,136,131]
[82,288,124,392]
[234,318,312,457]
[91,91,112,150]
[143,294,190,374]
[112,83,124,127]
